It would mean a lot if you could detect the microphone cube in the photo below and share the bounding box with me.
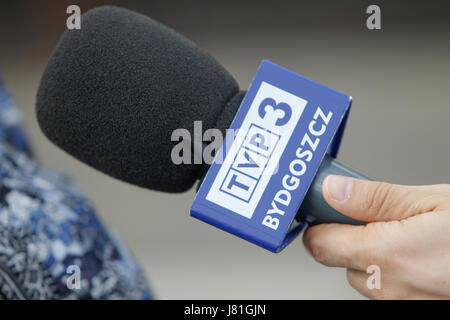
[191,60,352,252]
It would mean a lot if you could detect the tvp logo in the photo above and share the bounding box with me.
[206,82,307,218]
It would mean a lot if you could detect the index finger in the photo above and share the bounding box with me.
[302,222,387,271]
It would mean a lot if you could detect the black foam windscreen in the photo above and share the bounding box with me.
[36,6,243,192]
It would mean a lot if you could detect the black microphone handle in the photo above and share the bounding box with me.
[297,154,369,226]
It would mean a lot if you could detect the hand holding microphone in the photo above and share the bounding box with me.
[304,175,450,299]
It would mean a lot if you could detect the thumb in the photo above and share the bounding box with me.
[322,175,446,222]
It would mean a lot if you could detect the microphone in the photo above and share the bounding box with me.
[36,6,368,239]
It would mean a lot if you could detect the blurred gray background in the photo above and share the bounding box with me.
[0,0,449,299]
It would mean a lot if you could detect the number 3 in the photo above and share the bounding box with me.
[258,97,292,127]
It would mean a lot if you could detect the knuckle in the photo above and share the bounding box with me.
[359,224,395,269]
[368,249,393,272]
[363,182,393,217]
[362,247,385,269]
[305,235,331,266]
[309,241,328,265]
[303,227,330,265]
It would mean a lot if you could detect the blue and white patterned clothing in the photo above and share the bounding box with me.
[0,77,151,300]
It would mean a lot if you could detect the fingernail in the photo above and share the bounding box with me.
[325,175,353,202]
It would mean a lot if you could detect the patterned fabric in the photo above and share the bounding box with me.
[0,77,151,299]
